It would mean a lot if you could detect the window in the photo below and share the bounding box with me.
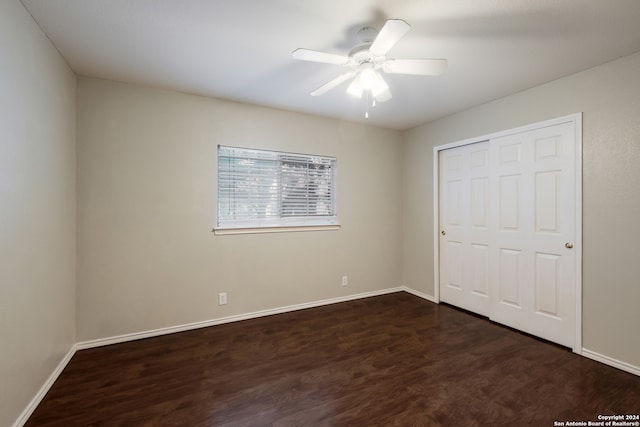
[216,145,338,233]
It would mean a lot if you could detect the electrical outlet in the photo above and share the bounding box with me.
[341,275,348,286]
[218,292,227,305]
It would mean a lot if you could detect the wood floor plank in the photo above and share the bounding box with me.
[25,293,640,426]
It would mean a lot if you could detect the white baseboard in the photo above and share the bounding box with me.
[15,289,639,427]
[401,286,438,303]
[581,348,640,377]
[12,344,77,427]
[76,287,404,350]
[16,287,404,426]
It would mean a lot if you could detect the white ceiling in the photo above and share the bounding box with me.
[21,0,640,130]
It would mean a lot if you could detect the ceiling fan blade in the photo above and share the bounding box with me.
[383,59,448,76]
[292,48,350,65]
[369,19,410,56]
[311,71,356,96]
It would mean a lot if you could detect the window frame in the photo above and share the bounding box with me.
[214,145,340,235]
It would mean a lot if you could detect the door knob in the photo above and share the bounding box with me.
[565,242,574,249]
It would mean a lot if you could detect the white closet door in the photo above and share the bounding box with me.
[438,120,578,349]
[489,121,577,348]
[439,141,491,316]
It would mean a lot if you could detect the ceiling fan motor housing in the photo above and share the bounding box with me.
[349,27,383,66]
[357,26,378,43]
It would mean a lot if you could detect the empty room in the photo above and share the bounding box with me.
[2,0,640,426]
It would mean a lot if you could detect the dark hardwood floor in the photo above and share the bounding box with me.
[26,292,639,426]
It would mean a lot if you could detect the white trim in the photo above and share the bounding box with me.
[573,114,583,354]
[432,113,583,353]
[76,287,403,350]
[213,224,340,236]
[434,113,582,152]
[401,286,438,303]
[582,348,640,377]
[12,345,77,427]
[432,148,441,303]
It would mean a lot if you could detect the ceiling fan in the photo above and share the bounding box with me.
[292,19,447,107]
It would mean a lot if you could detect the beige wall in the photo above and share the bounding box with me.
[402,52,640,368]
[0,1,76,426]
[76,76,403,341]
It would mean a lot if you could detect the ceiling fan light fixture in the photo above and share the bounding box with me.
[347,78,364,98]
[371,72,389,99]
[346,65,390,101]
[358,65,377,90]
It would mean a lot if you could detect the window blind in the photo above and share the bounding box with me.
[217,145,337,229]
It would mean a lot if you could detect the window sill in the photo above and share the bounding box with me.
[213,224,341,236]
